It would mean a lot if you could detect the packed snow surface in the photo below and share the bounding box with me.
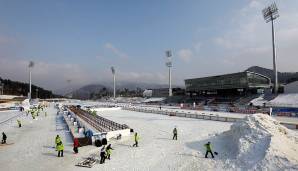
[250,95,267,106]
[0,95,22,99]
[92,107,121,112]
[0,104,232,171]
[214,114,298,170]
[0,102,17,109]
[1,103,298,171]
[142,97,165,103]
[250,93,298,107]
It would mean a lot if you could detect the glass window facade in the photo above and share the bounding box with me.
[185,72,270,93]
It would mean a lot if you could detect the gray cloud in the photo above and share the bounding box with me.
[1,0,298,91]
[0,57,95,91]
[104,42,129,59]
[178,48,193,63]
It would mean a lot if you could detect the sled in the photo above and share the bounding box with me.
[75,157,97,168]
[0,142,14,147]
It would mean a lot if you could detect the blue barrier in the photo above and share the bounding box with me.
[272,107,298,117]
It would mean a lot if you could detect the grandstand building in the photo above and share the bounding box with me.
[185,71,271,96]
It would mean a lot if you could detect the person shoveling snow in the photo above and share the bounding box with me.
[173,127,178,140]
[2,132,7,144]
[204,142,214,158]
[55,135,64,157]
[132,132,140,147]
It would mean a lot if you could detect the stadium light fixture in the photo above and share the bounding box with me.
[111,66,116,99]
[262,2,279,94]
[165,50,173,97]
[28,61,34,101]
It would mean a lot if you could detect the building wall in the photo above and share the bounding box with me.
[185,71,270,94]
[151,88,185,97]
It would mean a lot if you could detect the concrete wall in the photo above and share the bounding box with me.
[122,106,298,129]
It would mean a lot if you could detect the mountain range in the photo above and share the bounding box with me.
[67,66,298,99]
[66,82,173,99]
[0,77,61,98]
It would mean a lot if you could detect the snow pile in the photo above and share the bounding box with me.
[0,95,21,99]
[250,95,268,106]
[220,114,298,170]
[0,102,15,109]
[113,97,144,103]
[269,93,298,107]
[93,107,122,112]
[21,98,31,110]
[143,97,165,103]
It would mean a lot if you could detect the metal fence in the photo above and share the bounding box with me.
[68,106,129,132]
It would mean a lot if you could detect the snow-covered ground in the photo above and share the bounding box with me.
[210,114,298,170]
[250,93,298,108]
[269,93,298,107]
[96,110,232,170]
[92,107,122,112]
[0,104,232,171]
[142,97,165,103]
[250,95,267,107]
[0,95,23,99]
[0,102,19,109]
[0,110,21,123]
[1,104,297,171]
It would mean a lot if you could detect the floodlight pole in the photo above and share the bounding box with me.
[29,66,32,101]
[271,18,278,94]
[263,3,279,94]
[28,61,34,102]
[113,72,116,99]
[169,64,172,96]
[111,67,116,99]
[166,50,173,97]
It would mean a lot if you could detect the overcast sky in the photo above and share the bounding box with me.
[0,0,298,91]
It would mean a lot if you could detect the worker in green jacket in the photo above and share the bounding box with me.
[204,142,214,158]
[132,132,140,147]
[173,127,177,140]
[17,120,21,128]
[55,135,64,157]
[106,144,114,160]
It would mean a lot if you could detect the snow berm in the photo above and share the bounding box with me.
[218,114,298,170]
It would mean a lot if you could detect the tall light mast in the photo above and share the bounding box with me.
[28,61,34,101]
[111,66,116,99]
[262,2,280,94]
[165,50,173,97]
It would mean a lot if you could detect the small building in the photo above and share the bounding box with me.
[185,71,271,96]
